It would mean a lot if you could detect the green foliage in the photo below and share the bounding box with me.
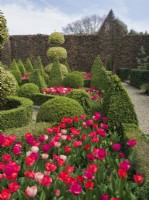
[44,72,50,86]
[63,73,84,88]
[130,69,149,89]
[66,89,92,114]
[18,83,40,99]
[17,59,26,75]
[37,96,85,123]
[64,60,71,73]
[0,65,18,108]
[29,69,47,91]
[25,58,33,72]
[70,71,84,77]
[136,46,149,70]
[47,47,67,60]
[117,68,130,81]
[102,75,138,131]
[49,60,63,87]
[31,93,56,106]
[49,32,65,45]
[141,83,149,94]
[0,11,9,48]
[34,56,44,76]
[44,63,68,78]
[106,55,114,71]
[91,55,103,75]
[0,96,33,131]
[10,59,22,84]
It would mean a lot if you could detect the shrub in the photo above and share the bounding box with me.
[29,69,47,91]
[64,60,71,73]
[70,71,84,77]
[45,63,68,78]
[47,47,67,60]
[117,68,130,81]
[0,66,18,108]
[102,75,138,131]
[63,73,84,88]
[44,72,50,86]
[25,58,33,72]
[66,89,92,114]
[0,96,33,130]
[18,83,40,99]
[31,93,56,106]
[49,32,65,45]
[0,11,9,48]
[34,56,44,76]
[136,46,149,70]
[10,59,22,84]
[17,59,26,75]
[49,60,63,86]
[130,69,149,89]
[141,83,149,94]
[37,96,85,123]
[91,55,103,75]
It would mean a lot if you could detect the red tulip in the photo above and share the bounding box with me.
[134,174,144,184]
[118,169,127,179]
[85,180,94,190]
[69,182,82,195]
[41,175,52,186]
[45,162,57,172]
[0,189,11,200]
[8,182,20,192]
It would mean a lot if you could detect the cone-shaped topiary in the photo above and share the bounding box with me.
[47,47,67,60]
[34,56,44,76]
[49,59,63,87]
[0,64,18,108]
[49,32,65,45]
[44,63,68,78]
[44,73,50,86]
[37,96,85,123]
[18,83,40,99]
[10,59,22,84]
[25,58,33,72]
[102,74,138,131]
[17,59,26,75]
[29,69,47,91]
[91,55,103,75]
[63,73,84,88]
[64,60,71,73]
[66,89,92,114]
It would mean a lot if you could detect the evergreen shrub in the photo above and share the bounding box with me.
[63,73,84,88]
[18,83,40,99]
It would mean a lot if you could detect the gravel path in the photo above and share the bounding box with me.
[123,83,149,134]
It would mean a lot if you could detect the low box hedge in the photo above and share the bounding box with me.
[31,93,57,106]
[117,68,130,81]
[130,69,149,89]
[0,96,33,131]
[122,123,149,181]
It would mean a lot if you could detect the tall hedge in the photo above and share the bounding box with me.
[130,69,149,88]
[17,59,26,75]
[102,75,138,131]
[117,68,130,81]
[29,69,47,91]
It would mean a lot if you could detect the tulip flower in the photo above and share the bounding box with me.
[25,186,37,198]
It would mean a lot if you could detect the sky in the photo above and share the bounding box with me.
[0,0,149,35]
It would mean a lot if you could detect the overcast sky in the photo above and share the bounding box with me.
[0,0,149,35]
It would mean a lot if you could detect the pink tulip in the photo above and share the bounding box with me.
[69,182,82,195]
[25,186,37,198]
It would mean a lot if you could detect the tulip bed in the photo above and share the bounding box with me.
[0,112,143,200]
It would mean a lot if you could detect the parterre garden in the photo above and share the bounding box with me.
[0,29,149,200]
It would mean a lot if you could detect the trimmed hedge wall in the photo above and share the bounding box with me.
[130,69,149,88]
[0,96,33,130]
[117,68,130,81]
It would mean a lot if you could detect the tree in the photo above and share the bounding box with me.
[0,10,9,48]
[136,46,149,70]
[62,14,105,35]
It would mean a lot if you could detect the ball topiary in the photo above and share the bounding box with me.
[66,89,92,114]
[18,83,40,99]
[0,64,18,108]
[49,32,65,45]
[17,59,26,75]
[63,73,84,88]
[44,63,68,78]
[47,47,67,60]
[37,96,85,123]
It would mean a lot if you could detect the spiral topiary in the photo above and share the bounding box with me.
[47,47,67,60]
[49,32,65,45]
[63,73,84,88]
[37,96,85,123]
[66,89,92,114]
[18,83,40,99]
[0,64,18,108]
[44,63,68,78]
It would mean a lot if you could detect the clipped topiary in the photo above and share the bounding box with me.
[18,83,40,99]
[0,64,18,108]
[37,96,85,123]
[49,32,65,45]
[17,59,26,75]
[44,63,68,78]
[0,11,9,48]
[25,58,33,72]
[49,59,63,87]
[47,47,67,60]
[10,59,22,84]
[29,69,47,91]
[44,73,50,86]
[102,74,138,130]
[63,73,84,88]
[34,56,44,76]
[66,89,92,114]
[64,60,71,73]
[91,55,103,75]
